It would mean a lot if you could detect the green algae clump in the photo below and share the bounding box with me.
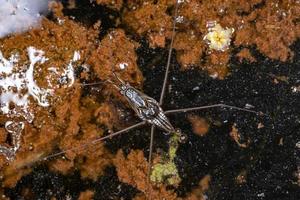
[150,134,181,186]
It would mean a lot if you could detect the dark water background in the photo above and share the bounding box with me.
[4,0,300,199]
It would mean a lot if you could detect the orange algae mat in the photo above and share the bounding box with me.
[0,0,299,199]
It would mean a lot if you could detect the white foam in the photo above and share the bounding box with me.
[0,0,49,38]
[60,51,80,87]
[0,46,52,121]
[26,47,52,106]
[0,48,81,120]
[0,47,81,160]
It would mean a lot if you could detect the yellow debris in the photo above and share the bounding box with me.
[204,22,234,51]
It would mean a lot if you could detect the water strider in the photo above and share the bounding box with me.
[107,72,187,142]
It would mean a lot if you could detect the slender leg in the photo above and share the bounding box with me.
[165,103,264,115]
[159,0,180,106]
[43,121,146,161]
[144,1,180,198]
[145,1,180,199]
[147,125,155,200]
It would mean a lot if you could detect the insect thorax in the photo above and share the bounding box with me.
[122,86,160,120]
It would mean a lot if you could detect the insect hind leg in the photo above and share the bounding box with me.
[164,103,264,115]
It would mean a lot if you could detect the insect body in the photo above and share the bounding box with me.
[110,73,176,135]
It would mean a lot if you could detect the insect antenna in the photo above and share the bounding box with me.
[147,0,180,198]
[75,78,121,91]
[111,71,126,85]
[74,80,107,86]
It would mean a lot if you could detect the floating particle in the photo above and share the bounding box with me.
[5,121,24,150]
[291,85,300,93]
[119,62,128,70]
[175,16,184,23]
[0,121,25,160]
[203,21,234,51]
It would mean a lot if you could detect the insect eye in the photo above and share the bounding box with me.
[121,85,127,90]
